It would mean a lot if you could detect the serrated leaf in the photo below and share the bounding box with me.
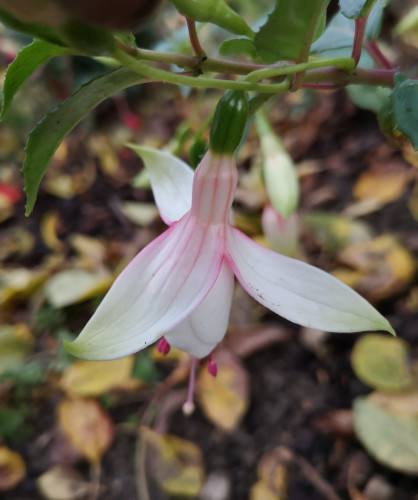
[339,0,376,19]
[255,0,330,62]
[392,73,418,151]
[1,40,70,120]
[351,334,413,392]
[354,396,418,474]
[0,7,65,46]
[22,67,144,215]
[219,38,259,60]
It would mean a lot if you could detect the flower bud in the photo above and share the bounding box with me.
[169,0,254,38]
[210,90,248,155]
[262,205,299,257]
[255,113,299,220]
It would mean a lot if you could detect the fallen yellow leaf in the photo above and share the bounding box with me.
[60,356,138,397]
[0,446,26,491]
[58,398,114,464]
[37,465,92,500]
[353,163,410,204]
[140,427,205,498]
[198,350,249,432]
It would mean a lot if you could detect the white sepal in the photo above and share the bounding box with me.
[225,227,395,335]
[129,145,193,225]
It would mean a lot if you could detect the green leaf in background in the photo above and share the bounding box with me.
[254,0,330,63]
[0,7,65,45]
[339,0,376,18]
[394,5,418,37]
[219,38,259,60]
[392,73,418,151]
[0,407,27,442]
[354,396,418,474]
[347,84,393,131]
[132,351,159,383]
[0,324,33,377]
[1,360,46,386]
[169,0,254,39]
[351,334,413,392]
[365,0,385,39]
[311,1,384,56]
[59,19,115,55]
[22,67,144,215]
[1,40,70,120]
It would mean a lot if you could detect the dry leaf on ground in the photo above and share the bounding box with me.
[140,426,205,498]
[58,398,114,464]
[59,356,139,397]
[37,465,92,500]
[197,349,249,432]
[0,446,26,491]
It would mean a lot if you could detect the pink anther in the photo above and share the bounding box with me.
[157,337,171,355]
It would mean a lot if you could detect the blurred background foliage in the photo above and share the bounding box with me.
[0,0,418,499]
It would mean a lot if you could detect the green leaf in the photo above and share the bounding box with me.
[351,334,413,392]
[132,351,159,383]
[254,0,330,62]
[1,40,70,120]
[392,73,418,151]
[365,0,385,40]
[339,0,376,19]
[0,407,26,442]
[0,7,65,45]
[347,84,393,130]
[354,396,418,474]
[394,5,418,37]
[219,38,259,60]
[169,0,254,38]
[310,1,383,56]
[22,67,144,215]
[1,360,46,386]
[59,19,115,55]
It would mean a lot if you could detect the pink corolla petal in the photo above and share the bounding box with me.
[128,145,193,225]
[225,227,395,335]
[64,214,225,360]
[165,261,234,358]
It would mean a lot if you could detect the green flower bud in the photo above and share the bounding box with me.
[210,90,248,155]
[169,0,254,38]
[256,112,299,219]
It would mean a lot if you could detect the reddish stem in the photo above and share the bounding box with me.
[186,17,205,57]
[364,39,394,69]
[301,82,337,90]
[352,17,367,66]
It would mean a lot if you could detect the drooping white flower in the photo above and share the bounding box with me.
[65,146,394,360]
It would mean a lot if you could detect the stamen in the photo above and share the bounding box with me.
[207,353,218,377]
[183,357,197,416]
[157,337,171,355]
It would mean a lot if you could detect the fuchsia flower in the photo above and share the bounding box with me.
[65,147,394,361]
